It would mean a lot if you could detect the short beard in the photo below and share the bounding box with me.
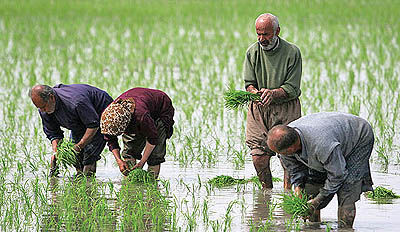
[260,35,278,51]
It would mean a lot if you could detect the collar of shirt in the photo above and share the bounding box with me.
[54,91,61,112]
[294,128,309,165]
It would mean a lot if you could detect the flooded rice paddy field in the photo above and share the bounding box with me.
[1,0,400,231]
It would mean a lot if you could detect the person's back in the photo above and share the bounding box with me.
[266,112,374,228]
[30,83,114,177]
[289,112,374,160]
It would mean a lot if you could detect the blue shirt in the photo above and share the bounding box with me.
[39,84,113,141]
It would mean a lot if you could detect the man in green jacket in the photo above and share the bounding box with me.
[243,13,302,189]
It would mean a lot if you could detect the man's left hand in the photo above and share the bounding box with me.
[260,88,287,106]
[307,197,321,210]
[73,144,83,153]
[307,193,333,210]
[132,161,145,170]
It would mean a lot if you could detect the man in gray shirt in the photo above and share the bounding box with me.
[266,112,374,228]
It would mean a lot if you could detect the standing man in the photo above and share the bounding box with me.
[100,87,175,178]
[243,13,302,189]
[266,112,374,228]
[29,84,113,177]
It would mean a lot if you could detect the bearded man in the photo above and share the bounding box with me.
[243,13,303,189]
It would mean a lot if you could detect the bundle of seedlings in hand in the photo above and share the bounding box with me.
[366,186,400,200]
[56,139,78,168]
[208,175,246,188]
[280,191,311,218]
[223,88,260,109]
[126,168,155,184]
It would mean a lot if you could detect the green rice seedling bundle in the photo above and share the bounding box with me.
[126,169,155,184]
[208,175,246,188]
[209,175,283,188]
[280,191,311,218]
[223,88,260,109]
[366,186,400,200]
[56,139,78,168]
[247,176,282,183]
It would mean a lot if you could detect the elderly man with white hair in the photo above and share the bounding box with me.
[243,13,303,189]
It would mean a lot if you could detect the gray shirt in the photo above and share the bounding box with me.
[280,112,374,197]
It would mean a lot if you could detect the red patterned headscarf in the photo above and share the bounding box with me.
[100,98,135,136]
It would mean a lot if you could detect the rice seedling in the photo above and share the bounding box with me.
[324,222,333,232]
[125,168,156,184]
[284,216,302,231]
[223,88,260,110]
[280,191,311,218]
[56,139,77,169]
[208,175,247,188]
[247,176,282,184]
[2,0,400,231]
[208,175,282,189]
[366,186,400,200]
[223,200,238,231]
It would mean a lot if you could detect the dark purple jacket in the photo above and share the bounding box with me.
[39,84,113,141]
[105,87,175,151]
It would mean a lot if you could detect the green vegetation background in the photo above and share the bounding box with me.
[1,0,400,231]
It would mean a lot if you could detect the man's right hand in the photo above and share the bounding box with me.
[246,85,259,95]
[294,186,303,196]
[117,159,130,176]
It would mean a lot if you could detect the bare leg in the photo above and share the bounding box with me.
[338,203,356,228]
[252,155,273,188]
[148,164,161,179]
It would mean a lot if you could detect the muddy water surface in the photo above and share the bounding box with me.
[94,157,400,231]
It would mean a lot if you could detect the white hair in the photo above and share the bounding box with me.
[255,13,279,32]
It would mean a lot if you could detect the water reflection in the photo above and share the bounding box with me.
[41,176,117,231]
[117,179,169,232]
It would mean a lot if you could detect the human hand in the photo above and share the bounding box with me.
[73,144,83,153]
[132,161,145,170]
[246,85,259,95]
[259,89,273,105]
[307,197,322,211]
[117,159,131,176]
[294,186,303,196]
[260,88,287,106]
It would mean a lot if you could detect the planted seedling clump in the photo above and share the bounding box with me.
[223,88,260,109]
[209,175,282,188]
[208,175,246,188]
[280,191,311,218]
[126,169,155,184]
[367,186,400,200]
[56,139,78,168]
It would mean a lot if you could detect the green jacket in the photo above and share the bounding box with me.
[243,37,302,102]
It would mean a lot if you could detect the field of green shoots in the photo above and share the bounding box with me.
[1,0,400,231]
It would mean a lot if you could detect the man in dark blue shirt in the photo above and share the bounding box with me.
[29,84,113,176]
